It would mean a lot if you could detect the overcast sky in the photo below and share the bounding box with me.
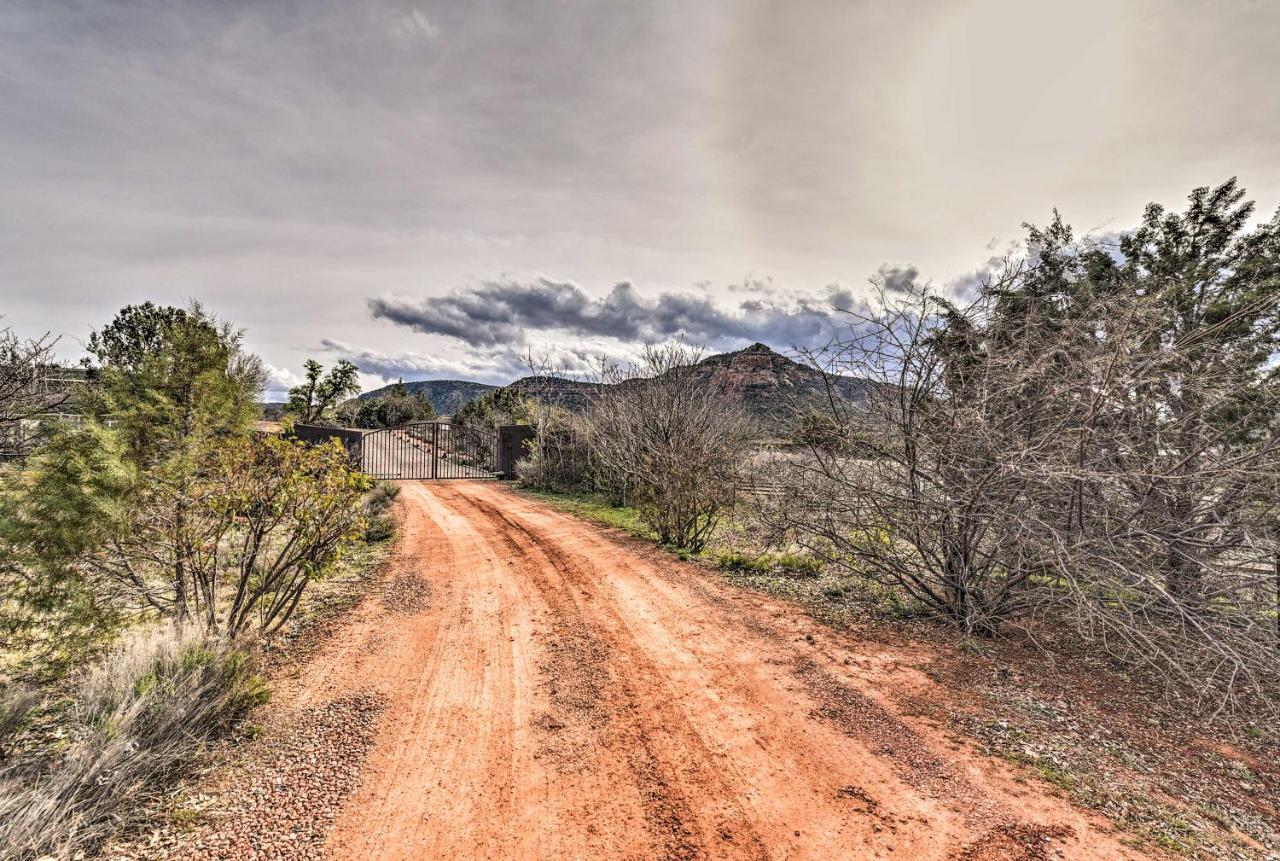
[3,0,1279,397]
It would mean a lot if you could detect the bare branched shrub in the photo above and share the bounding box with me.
[0,324,68,459]
[509,350,594,491]
[582,342,756,551]
[769,287,1042,634]
[515,404,592,490]
[1001,289,1280,708]
[0,628,267,861]
[774,183,1280,708]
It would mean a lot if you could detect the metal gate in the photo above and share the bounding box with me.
[360,422,499,480]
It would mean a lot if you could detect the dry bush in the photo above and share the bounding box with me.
[995,290,1280,708]
[581,341,756,551]
[0,324,68,459]
[362,481,401,541]
[515,404,592,491]
[0,627,267,861]
[773,271,1280,708]
[768,288,1041,634]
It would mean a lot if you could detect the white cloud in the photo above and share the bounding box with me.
[263,363,303,401]
[318,338,524,385]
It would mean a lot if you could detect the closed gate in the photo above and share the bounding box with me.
[360,422,499,480]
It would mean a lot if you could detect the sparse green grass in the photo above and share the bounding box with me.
[514,486,896,629]
[514,487,829,576]
[711,549,824,575]
[514,487,655,538]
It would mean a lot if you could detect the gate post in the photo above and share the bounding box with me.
[497,425,535,480]
[431,422,440,480]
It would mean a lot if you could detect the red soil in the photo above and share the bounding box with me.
[256,481,1162,860]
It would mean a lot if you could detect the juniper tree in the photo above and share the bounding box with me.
[5,304,264,629]
[285,359,360,424]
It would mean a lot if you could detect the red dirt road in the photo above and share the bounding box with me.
[273,481,1157,860]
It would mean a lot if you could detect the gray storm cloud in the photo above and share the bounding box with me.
[367,277,852,350]
[875,264,919,294]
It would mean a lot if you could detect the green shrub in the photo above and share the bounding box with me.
[364,515,396,542]
[772,552,823,575]
[713,551,771,573]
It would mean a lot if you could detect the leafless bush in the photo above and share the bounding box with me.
[0,627,266,861]
[770,287,1041,634]
[582,341,756,551]
[509,351,594,491]
[773,264,1280,708]
[515,404,592,490]
[0,324,68,459]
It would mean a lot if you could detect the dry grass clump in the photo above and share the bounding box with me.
[0,685,39,756]
[0,627,267,861]
[362,481,401,542]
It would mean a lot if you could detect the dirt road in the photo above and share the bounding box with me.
[246,481,1157,860]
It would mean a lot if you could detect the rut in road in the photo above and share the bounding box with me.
[185,481,1161,861]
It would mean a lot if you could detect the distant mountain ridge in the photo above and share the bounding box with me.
[359,344,872,420]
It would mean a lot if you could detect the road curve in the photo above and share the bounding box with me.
[271,481,1154,861]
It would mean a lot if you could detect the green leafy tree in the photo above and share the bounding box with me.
[336,380,436,428]
[286,359,360,424]
[959,179,1280,599]
[0,423,132,666]
[82,302,263,466]
[1113,181,1280,596]
[453,386,530,432]
[203,434,370,634]
[4,304,266,632]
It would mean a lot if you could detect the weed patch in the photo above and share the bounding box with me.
[0,628,267,861]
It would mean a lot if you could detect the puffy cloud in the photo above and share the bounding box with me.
[317,336,603,387]
[263,363,303,401]
[873,264,919,294]
[367,276,857,351]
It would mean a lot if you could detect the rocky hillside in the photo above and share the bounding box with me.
[507,343,871,420]
[689,342,874,418]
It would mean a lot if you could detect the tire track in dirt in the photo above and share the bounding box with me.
[434,485,759,861]
[194,480,1166,860]
[438,483,1162,861]
[324,482,529,860]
